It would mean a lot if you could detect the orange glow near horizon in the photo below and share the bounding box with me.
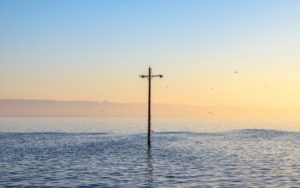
[1,59,299,108]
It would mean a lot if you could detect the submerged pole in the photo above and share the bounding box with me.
[139,67,163,147]
[148,67,151,146]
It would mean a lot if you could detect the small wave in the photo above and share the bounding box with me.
[0,132,109,136]
[154,131,221,136]
[227,129,300,140]
[155,131,194,134]
[231,129,297,134]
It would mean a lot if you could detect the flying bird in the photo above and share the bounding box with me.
[207,112,214,116]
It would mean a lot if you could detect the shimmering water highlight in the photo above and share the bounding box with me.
[1,118,300,187]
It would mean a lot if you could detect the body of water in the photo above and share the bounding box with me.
[1,117,300,187]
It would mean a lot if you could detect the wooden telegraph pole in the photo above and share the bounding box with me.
[139,67,163,147]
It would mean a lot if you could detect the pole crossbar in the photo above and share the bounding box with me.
[139,75,163,78]
[139,67,163,147]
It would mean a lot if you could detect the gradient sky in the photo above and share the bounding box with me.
[1,0,299,107]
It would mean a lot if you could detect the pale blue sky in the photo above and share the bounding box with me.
[1,0,299,106]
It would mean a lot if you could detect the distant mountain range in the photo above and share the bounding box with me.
[0,99,299,119]
[0,99,206,117]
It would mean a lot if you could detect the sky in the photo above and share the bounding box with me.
[1,0,299,107]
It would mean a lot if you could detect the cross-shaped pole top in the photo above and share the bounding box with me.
[139,67,163,79]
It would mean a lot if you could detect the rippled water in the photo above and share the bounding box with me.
[1,118,300,187]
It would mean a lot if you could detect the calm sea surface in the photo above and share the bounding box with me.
[1,117,300,187]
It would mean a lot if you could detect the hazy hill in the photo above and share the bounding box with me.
[0,99,299,120]
[0,99,208,117]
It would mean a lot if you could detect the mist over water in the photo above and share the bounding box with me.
[1,117,300,187]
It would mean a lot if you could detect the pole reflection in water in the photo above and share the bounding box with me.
[144,146,153,187]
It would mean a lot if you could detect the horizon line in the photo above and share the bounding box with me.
[1,98,299,108]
